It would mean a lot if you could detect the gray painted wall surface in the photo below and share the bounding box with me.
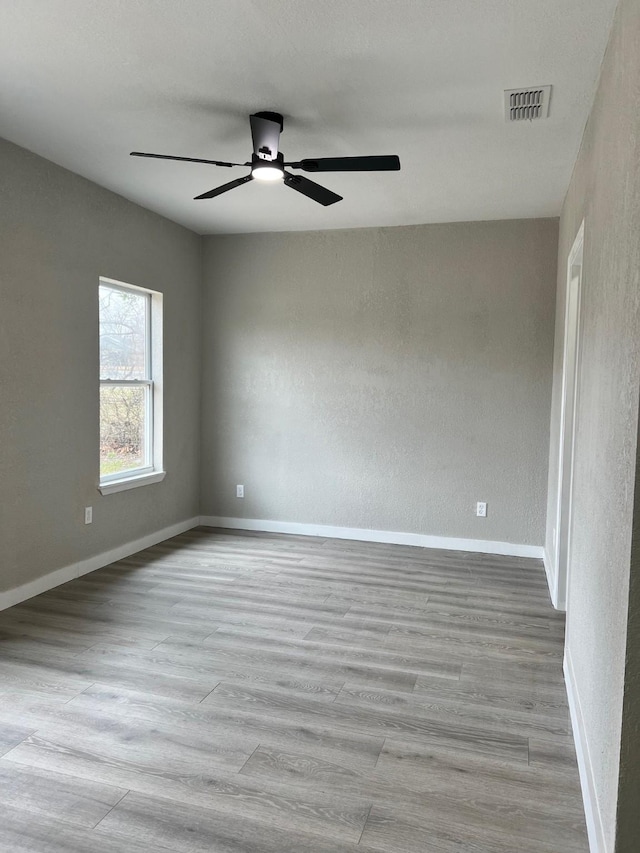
[0,137,202,592]
[544,0,640,848]
[201,220,557,545]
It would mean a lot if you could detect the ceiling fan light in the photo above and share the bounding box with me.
[252,164,284,182]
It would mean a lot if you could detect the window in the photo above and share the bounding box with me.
[98,278,164,494]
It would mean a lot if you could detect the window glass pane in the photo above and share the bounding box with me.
[100,385,148,477]
[99,285,148,380]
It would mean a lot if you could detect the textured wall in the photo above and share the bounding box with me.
[0,137,202,593]
[201,219,557,545]
[543,0,640,848]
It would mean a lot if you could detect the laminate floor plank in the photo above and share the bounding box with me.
[76,640,347,698]
[461,659,567,691]
[419,604,566,638]
[0,646,218,702]
[384,622,563,656]
[364,779,586,851]
[10,600,219,643]
[0,690,81,730]
[375,736,583,803]
[381,627,563,666]
[412,674,570,719]
[0,657,95,698]
[360,803,584,853]
[112,580,350,614]
[0,759,128,829]
[4,731,369,843]
[0,629,96,656]
[528,737,583,775]
[0,809,166,853]
[201,627,462,680]
[203,681,530,763]
[0,609,193,648]
[341,600,565,636]
[333,684,571,740]
[0,722,36,758]
[240,741,582,815]
[93,789,384,853]
[5,708,254,780]
[63,683,386,770]
[0,527,586,851]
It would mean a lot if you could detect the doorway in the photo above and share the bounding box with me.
[553,221,584,610]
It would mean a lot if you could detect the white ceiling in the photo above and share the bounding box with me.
[0,0,617,234]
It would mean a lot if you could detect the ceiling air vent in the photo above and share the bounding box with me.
[504,86,551,121]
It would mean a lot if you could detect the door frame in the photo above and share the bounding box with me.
[553,220,584,610]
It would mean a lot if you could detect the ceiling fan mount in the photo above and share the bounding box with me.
[131,111,401,207]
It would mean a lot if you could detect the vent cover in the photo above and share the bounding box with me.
[504,86,551,121]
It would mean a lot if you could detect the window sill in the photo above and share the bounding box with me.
[98,471,166,495]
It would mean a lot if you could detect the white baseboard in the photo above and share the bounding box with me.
[543,547,559,608]
[0,516,200,612]
[199,516,543,559]
[564,649,607,853]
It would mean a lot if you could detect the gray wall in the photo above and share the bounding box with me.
[201,219,558,546]
[0,137,202,593]
[544,0,640,848]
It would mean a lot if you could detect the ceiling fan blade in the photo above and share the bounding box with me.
[250,112,283,162]
[286,155,401,172]
[194,174,253,200]
[131,151,246,167]
[283,172,343,206]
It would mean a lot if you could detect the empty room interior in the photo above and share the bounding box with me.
[1,2,639,852]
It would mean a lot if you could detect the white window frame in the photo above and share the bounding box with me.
[98,277,165,495]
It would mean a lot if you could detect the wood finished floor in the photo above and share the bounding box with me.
[0,527,587,852]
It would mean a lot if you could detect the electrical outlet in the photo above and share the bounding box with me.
[476,501,487,518]
[236,484,244,498]
[84,506,93,525]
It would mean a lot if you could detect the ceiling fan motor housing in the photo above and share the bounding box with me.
[251,152,285,181]
[253,111,284,160]
[253,111,284,129]
[252,152,284,168]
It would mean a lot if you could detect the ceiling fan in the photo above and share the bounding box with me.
[130,111,401,206]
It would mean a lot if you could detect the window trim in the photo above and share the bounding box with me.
[98,276,164,494]
[98,470,166,496]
